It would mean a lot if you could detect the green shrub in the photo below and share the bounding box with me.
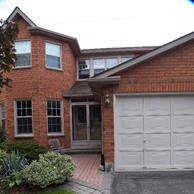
[22,152,76,188]
[6,141,47,162]
[0,150,28,176]
[0,126,6,143]
[0,149,6,163]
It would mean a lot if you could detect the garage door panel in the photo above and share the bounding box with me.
[172,116,194,132]
[118,116,143,132]
[145,151,170,166]
[117,97,143,116]
[144,97,170,115]
[118,151,144,167]
[172,97,194,115]
[173,133,194,149]
[146,134,170,149]
[145,116,170,132]
[173,151,194,166]
[118,134,143,149]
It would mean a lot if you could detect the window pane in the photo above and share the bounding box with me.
[46,43,60,57]
[79,70,89,79]
[15,54,31,66]
[15,41,31,54]
[46,55,60,68]
[121,57,132,63]
[93,59,105,69]
[106,58,118,69]
[78,60,90,70]
[94,69,104,75]
[17,118,32,134]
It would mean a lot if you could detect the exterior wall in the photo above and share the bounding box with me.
[0,17,76,148]
[102,40,194,163]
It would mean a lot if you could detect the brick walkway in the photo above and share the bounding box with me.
[71,154,104,187]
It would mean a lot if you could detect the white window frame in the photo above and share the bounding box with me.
[14,39,32,69]
[77,55,134,80]
[0,102,5,129]
[47,99,64,136]
[14,99,33,137]
[45,41,63,71]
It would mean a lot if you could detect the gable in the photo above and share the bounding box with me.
[6,7,36,27]
[121,39,194,80]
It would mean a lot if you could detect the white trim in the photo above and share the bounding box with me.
[14,98,33,137]
[46,99,64,136]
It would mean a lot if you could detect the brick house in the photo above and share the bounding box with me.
[1,7,194,171]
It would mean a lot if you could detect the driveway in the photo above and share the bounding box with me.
[111,171,194,194]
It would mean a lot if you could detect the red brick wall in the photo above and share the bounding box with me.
[102,40,194,163]
[0,16,76,148]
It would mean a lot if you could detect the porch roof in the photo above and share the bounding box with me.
[62,81,93,98]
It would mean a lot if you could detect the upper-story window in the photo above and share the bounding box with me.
[78,59,90,79]
[15,40,31,67]
[46,42,62,69]
[78,56,133,79]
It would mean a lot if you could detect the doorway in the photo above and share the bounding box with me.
[71,101,102,148]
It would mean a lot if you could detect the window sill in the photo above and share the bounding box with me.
[14,134,34,138]
[48,133,65,137]
[13,66,32,70]
[46,67,63,72]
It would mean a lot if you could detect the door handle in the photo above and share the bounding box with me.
[144,138,146,143]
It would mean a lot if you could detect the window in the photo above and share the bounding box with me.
[15,40,31,67]
[121,57,132,63]
[46,42,61,69]
[47,100,63,133]
[0,103,5,129]
[15,100,32,134]
[78,59,90,79]
[93,58,118,75]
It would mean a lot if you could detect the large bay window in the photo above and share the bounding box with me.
[15,40,31,67]
[46,42,61,69]
[47,100,63,134]
[15,99,32,135]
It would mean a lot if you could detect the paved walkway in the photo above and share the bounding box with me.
[60,153,111,194]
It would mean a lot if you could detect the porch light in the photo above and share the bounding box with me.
[105,94,111,104]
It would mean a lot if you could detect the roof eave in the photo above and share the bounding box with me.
[28,27,81,56]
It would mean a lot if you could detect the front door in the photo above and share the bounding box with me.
[71,103,102,147]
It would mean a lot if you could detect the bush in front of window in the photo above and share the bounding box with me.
[0,126,6,143]
[22,152,76,188]
[0,149,6,164]
[6,141,47,162]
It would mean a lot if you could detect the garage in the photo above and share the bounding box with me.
[114,94,194,171]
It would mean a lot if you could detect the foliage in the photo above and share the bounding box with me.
[0,142,6,150]
[0,126,6,143]
[0,20,18,91]
[0,149,6,164]
[0,150,28,176]
[22,152,76,188]
[1,171,22,194]
[6,141,47,162]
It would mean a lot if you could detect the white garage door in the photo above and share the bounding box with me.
[114,95,194,171]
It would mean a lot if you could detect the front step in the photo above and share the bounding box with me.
[64,147,102,154]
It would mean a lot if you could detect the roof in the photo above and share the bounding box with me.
[6,7,36,27]
[92,31,194,79]
[62,81,93,97]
